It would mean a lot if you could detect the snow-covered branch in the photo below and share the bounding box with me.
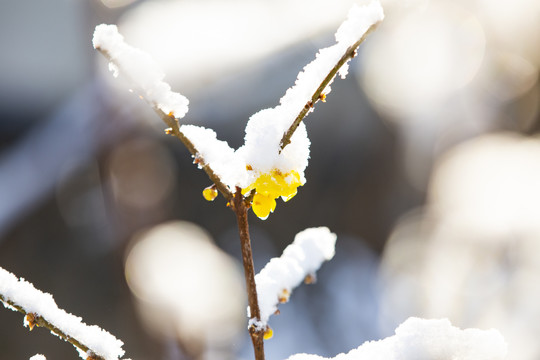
[92,1,384,215]
[252,227,337,330]
[93,25,234,201]
[92,24,188,119]
[0,267,125,360]
[236,1,384,219]
[90,4,386,360]
[278,2,383,151]
[286,317,507,360]
[235,1,384,174]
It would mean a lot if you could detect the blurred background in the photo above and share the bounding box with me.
[0,0,539,359]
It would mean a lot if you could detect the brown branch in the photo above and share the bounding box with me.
[232,188,265,360]
[155,109,234,200]
[95,46,234,202]
[279,21,381,152]
[0,294,104,360]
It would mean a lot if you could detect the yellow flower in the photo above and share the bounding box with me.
[263,326,273,340]
[252,193,276,220]
[202,185,218,201]
[242,169,303,219]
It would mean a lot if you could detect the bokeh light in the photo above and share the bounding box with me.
[431,133,540,239]
[115,0,361,91]
[125,221,245,357]
[106,137,177,212]
[380,133,540,360]
[361,1,486,120]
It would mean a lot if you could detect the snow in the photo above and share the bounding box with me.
[253,227,337,325]
[193,0,382,188]
[286,317,507,360]
[237,111,311,186]
[92,24,189,119]
[93,2,383,192]
[0,267,125,360]
[239,1,384,180]
[181,125,248,189]
[29,355,46,360]
[248,317,266,332]
[335,3,383,45]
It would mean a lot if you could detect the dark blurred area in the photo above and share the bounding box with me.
[1,0,539,359]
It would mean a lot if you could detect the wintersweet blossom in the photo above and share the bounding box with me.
[242,169,303,219]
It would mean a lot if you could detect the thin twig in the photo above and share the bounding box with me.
[155,108,234,200]
[232,188,265,360]
[95,47,234,201]
[0,294,104,360]
[279,21,381,152]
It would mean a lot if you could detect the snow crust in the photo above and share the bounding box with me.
[254,227,337,325]
[286,317,507,360]
[92,24,189,118]
[0,267,125,360]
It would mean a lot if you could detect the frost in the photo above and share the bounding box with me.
[286,317,507,360]
[92,24,189,118]
[0,267,125,360]
[254,227,337,325]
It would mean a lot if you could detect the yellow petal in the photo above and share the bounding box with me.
[202,186,218,201]
[281,188,298,202]
[263,326,273,340]
[252,193,276,220]
[242,169,303,219]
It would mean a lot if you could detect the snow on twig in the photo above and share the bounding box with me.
[93,25,236,199]
[252,227,337,327]
[240,1,384,177]
[286,317,507,360]
[0,267,125,360]
[181,125,249,189]
[195,1,385,206]
[92,24,189,119]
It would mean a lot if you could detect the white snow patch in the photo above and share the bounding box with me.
[240,1,383,179]
[286,317,507,360]
[181,125,248,188]
[254,227,337,325]
[29,355,46,360]
[248,317,266,332]
[93,2,383,195]
[93,24,189,119]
